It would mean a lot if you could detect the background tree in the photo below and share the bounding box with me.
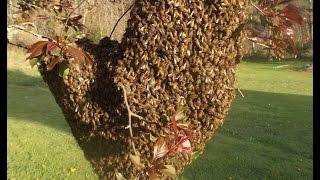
[7,0,306,179]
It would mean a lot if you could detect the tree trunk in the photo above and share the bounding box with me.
[15,1,249,179]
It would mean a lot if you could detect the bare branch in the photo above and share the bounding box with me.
[110,1,136,38]
[225,86,244,98]
[120,84,146,155]
[247,37,272,49]
[250,1,266,16]
[7,42,28,49]
[63,0,88,32]
[8,25,50,40]
[237,88,245,98]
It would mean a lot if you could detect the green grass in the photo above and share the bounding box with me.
[8,46,98,179]
[8,47,312,179]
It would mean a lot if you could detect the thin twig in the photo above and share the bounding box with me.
[247,37,272,49]
[250,1,266,16]
[225,86,244,98]
[237,88,245,98]
[8,25,50,40]
[7,42,27,49]
[109,1,136,38]
[63,0,88,33]
[120,84,145,155]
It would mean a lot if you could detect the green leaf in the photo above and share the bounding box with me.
[161,165,176,178]
[115,172,126,180]
[29,58,39,68]
[175,106,187,121]
[149,134,157,142]
[53,47,62,57]
[75,32,86,39]
[59,63,69,79]
[129,154,145,169]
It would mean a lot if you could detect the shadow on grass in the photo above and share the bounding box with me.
[8,69,70,133]
[8,69,313,179]
[8,69,46,88]
[182,90,312,180]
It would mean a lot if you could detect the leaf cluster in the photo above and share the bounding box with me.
[249,0,305,58]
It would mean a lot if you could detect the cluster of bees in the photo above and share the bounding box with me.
[39,0,248,179]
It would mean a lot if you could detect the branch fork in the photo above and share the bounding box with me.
[120,84,145,155]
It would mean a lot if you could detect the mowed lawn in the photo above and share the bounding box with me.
[8,46,312,179]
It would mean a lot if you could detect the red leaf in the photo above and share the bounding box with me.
[170,116,179,137]
[26,41,49,60]
[177,124,195,140]
[47,42,57,54]
[280,4,304,24]
[37,15,49,20]
[153,137,168,160]
[67,46,85,59]
[167,135,190,155]
[47,56,60,71]
[70,15,83,21]
[67,46,93,63]
[61,2,73,9]
[82,50,94,63]
[53,36,60,44]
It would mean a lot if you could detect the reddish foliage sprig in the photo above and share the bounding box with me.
[148,109,195,178]
[26,35,93,71]
[15,0,85,39]
[249,0,305,58]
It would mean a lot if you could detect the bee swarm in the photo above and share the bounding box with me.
[39,0,248,179]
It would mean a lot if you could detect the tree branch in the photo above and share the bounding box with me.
[109,1,136,38]
[64,0,88,32]
[7,42,27,49]
[247,37,272,49]
[8,25,50,40]
[120,84,146,155]
[237,88,245,98]
[250,1,266,16]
